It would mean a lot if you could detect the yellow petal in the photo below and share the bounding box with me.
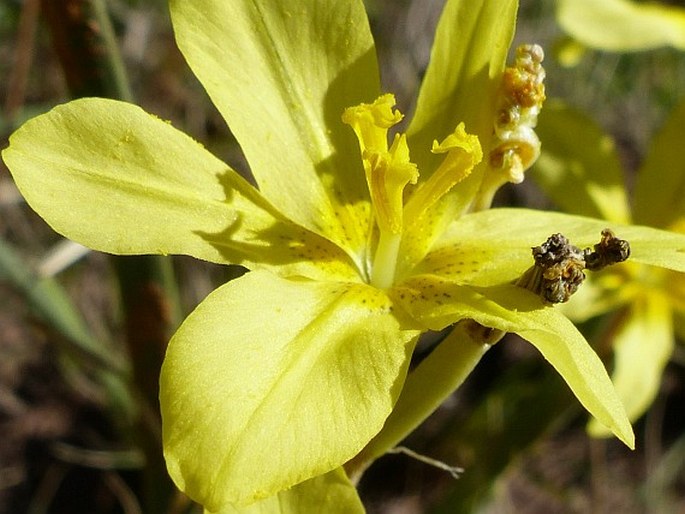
[2,99,357,282]
[588,293,673,437]
[161,270,419,509]
[557,0,685,51]
[393,277,634,448]
[206,468,364,514]
[170,0,379,259]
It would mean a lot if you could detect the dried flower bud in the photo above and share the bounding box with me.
[474,44,547,211]
[583,229,631,271]
[520,233,586,304]
[489,44,546,184]
[518,229,630,304]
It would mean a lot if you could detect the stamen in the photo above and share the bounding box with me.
[342,95,417,236]
[342,93,403,154]
[342,96,482,288]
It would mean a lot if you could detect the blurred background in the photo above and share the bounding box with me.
[1,0,685,512]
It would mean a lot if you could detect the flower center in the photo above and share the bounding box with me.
[343,94,482,289]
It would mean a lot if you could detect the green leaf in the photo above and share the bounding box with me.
[532,101,631,223]
[634,99,685,228]
[557,0,685,52]
[393,277,634,448]
[169,0,378,258]
[207,469,364,514]
[419,208,685,290]
[161,270,419,510]
[2,98,356,282]
[588,293,674,437]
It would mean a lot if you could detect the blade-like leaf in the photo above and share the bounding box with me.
[0,237,123,371]
[532,101,630,223]
[557,0,685,51]
[2,98,357,282]
[169,0,378,258]
[161,270,419,510]
[0,237,133,421]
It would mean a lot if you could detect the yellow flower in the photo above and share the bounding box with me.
[4,0,685,512]
[557,0,685,52]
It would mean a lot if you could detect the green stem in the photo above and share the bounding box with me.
[5,0,40,122]
[90,0,133,102]
[113,256,178,513]
[345,321,502,481]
